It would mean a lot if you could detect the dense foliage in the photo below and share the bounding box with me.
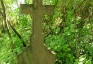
[0,0,93,64]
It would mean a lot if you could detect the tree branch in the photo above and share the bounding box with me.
[7,20,26,47]
[0,0,14,48]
